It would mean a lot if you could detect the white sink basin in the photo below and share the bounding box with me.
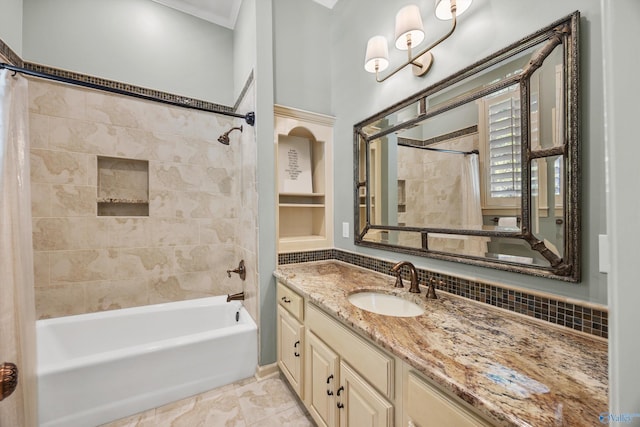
[348,291,424,317]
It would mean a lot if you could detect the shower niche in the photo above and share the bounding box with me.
[275,105,334,252]
[97,156,149,216]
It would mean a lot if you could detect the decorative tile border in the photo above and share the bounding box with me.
[1,36,254,120]
[278,249,608,339]
[0,38,23,67]
[398,125,478,147]
[24,62,236,114]
[234,70,254,111]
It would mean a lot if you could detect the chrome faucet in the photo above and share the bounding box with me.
[390,261,421,293]
[226,291,245,302]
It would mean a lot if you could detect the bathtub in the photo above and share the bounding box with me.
[36,296,258,427]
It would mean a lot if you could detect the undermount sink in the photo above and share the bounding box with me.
[348,291,424,317]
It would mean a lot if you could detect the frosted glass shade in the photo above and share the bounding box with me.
[364,36,389,73]
[435,0,473,20]
[394,4,425,50]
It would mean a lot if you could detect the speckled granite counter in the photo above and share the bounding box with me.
[274,261,608,427]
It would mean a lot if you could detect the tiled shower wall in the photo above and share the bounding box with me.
[29,79,258,320]
[397,133,484,256]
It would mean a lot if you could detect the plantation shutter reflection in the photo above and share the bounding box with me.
[486,92,538,201]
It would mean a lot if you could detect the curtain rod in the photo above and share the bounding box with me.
[398,142,479,155]
[0,62,255,126]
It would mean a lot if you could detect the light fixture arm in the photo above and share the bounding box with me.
[375,6,459,83]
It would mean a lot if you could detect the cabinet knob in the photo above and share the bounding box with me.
[326,374,333,384]
[337,402,344,409]
[336,385,344,396]
[281,296,291,303]
[294,340,300,357]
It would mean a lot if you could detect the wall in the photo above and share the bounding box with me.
[29,79,253,319]
[233,0,256,101]
[329,0,607,304]
[22,0,234,106]
[253,0,278,367]
[272,0,332,114]
[235,80,259,324]
[0,0,22,56]
[603,0,640,421]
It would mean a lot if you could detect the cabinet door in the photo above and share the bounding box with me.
[306,331,339,427]
[277,306,303,397]
[338,361,393,427]
[405,371,492,427]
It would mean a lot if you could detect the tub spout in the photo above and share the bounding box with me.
[227,291,245,302]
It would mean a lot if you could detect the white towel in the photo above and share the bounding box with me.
[498,217,518,227]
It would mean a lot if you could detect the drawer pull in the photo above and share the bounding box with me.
[327,374,334,395]
[281,296,291,303]
[294,340,300,357]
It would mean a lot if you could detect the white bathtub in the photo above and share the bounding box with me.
[36,296,258,427]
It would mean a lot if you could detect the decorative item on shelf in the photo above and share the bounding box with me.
[364,0,473,82]
[278,135,313,194]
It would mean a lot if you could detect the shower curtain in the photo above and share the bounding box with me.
[461,153,489,256]
[0,69,38,426]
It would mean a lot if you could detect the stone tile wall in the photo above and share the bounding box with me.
[29,79,256,319]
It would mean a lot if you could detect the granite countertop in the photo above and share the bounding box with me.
[274,260,608,427]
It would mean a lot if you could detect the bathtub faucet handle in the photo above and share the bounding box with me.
[226,260,246,281]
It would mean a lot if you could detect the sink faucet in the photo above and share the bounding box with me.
[390,261,421,293]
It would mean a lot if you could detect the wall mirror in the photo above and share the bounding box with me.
[354,12,580,281]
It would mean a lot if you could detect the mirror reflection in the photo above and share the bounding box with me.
[355,12,579,281]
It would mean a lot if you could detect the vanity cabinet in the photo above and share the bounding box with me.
[305,303,394,427]
[276,282,304,398]
[276,279,494,427]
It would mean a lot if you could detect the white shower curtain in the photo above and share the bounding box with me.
[461,153,489,256]
[0,69,38,426]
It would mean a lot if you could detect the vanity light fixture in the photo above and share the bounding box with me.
[364,0,473,82]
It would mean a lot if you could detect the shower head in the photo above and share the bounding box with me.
[218,125,243,145]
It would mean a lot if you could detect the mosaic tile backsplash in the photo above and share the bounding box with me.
[278,249,608,338]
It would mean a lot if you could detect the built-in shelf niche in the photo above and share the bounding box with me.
[275,105,334,252]
[97,156,149,216]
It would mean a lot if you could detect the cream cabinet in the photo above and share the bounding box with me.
[403,368,494,427]
[305,303,394,427]
[275,280,494,427]
[274,105,334,253]
[306,330,339,427]
[306,331,393,427]
[339,361,394,427]
[276,282,304,398]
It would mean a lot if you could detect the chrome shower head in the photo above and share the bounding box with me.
[218,125,243,145]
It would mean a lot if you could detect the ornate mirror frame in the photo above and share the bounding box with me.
[354,12,580,282]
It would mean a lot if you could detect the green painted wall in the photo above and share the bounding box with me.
[328,0,607,304]
[22,0,234,105]
[0,0,22,56]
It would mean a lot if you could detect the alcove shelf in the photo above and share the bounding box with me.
[275,105,334,253]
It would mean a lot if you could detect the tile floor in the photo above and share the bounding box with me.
[101,374,315,427]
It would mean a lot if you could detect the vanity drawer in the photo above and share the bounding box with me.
[277,281,304,321]
[306,302,394,399]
